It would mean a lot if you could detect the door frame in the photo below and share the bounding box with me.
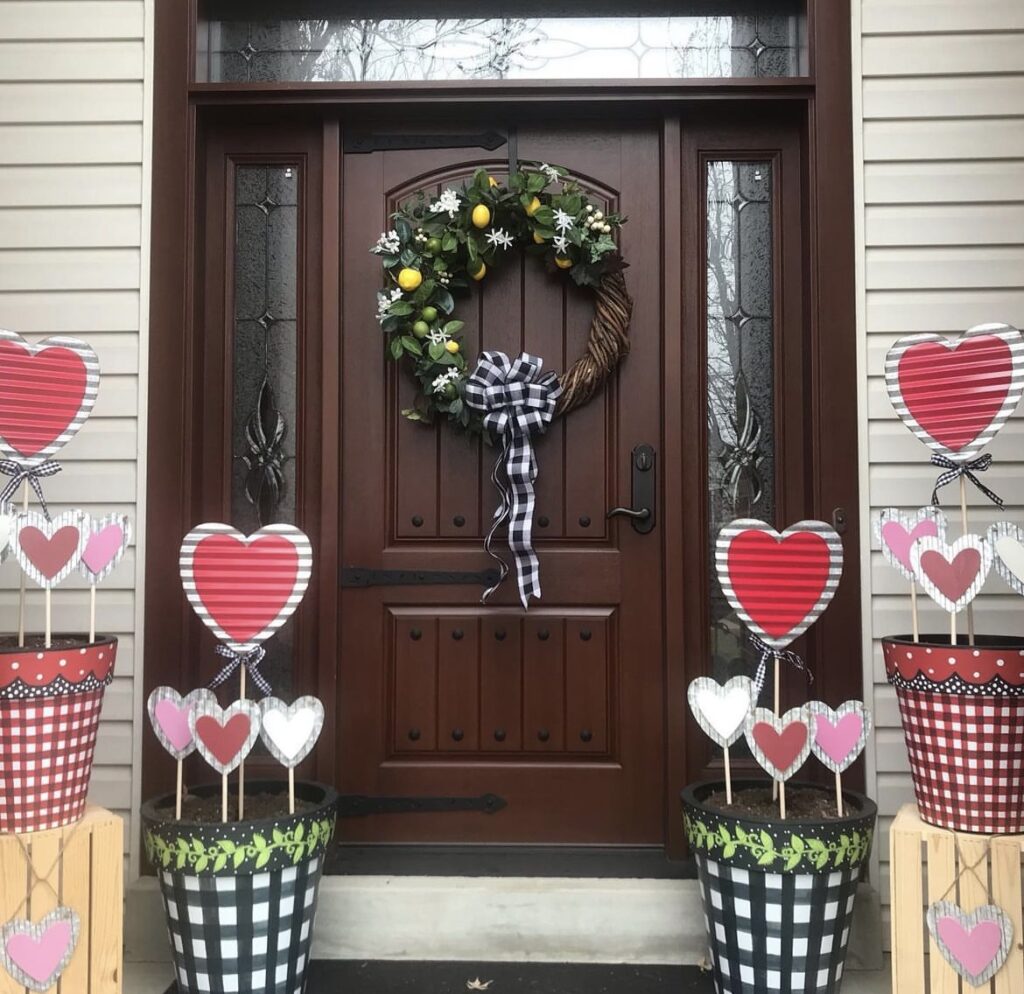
[143,0,861,861]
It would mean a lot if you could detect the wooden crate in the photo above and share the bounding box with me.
[0,806,122,994]
[891,803,1024,994]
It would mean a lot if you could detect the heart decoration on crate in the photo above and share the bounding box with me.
[11,510,86,588]
[0,907,80,993]
[79,513,131,583]
[0,330,100,466]
[716,519,844,649]
[910,534,993,614]
[179,523,313,653]
[188,698,261,776]
[147,686,217,761]
[258,696,325,768]
[744,706,812,782]
[926,901,1014,987]
[885,323,1024,461]
[874,507,947,581]
[686,676,755,749]
[806,700,872,774]
[988,521,1024,598]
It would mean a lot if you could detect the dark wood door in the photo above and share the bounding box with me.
[338,121,666,843]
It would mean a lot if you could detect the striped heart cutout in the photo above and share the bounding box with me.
[179,524,313,653]
[0,330,99,466]
[885,323,1024,461]
[716,519,844,650]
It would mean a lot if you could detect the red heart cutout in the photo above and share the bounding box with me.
[752,720,808,772]
[192,534,299,642]
[19,526,80,580]
[727,530,831,640]
[0,340,88,457]
[897,335,1013,453]
[195,713,252,768]
[920,547,982,603]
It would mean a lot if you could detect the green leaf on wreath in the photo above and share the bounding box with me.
[395,218,412,242]
[390,337,404,360]
[400,336,422,356]
[444,320,464,335]
[428,342,446,362]
[388,301,414,316]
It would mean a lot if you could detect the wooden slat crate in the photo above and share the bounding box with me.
[0,806,122,994]
[891,803,1024,994]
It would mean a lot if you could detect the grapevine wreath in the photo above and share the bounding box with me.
[371,163,633,435]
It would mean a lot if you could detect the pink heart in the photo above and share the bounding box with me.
[814,713,864,766]
[936,917,1004,978]
[82,524,125,575]
[881,519,939,573]
[154,699,192,752]
[6,920,72,984]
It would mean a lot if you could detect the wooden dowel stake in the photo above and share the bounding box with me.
[779,781,787,820]
[238,667,246,821]
[772,656,781,801]
[288,767,295,816]
[17,481,27,646]
[835,772,844,818]
[910,582,919,643]
[89,583,96,644]
[950,610,957,647]
[44,587,51,648]
[221,773,228,824]
[176,759,183,821]
[960,475,975,646]
[723,746,732,806]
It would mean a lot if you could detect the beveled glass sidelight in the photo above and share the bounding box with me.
[705,160,776,702]
[198,2,807,82]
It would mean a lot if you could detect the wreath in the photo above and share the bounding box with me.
[371,163,633,435]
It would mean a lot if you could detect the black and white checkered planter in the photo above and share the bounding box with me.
[142,780,337,994]
[682,780,876,994]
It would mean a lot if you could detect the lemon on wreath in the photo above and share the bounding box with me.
[532,231,547,244]
[397,267,422,291]
[445,340,460,354]
[488,176,500,188]
[555,255,573,270]
[469,259,487,281]
[471,204,491,228]
[525,196,542,217]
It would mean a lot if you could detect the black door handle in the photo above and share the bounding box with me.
[607,506,651,521]
[608,444,656,534]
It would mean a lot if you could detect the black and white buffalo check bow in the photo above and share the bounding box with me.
[465,351,561,608]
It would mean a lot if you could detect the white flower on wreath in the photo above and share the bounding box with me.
[552,234,569,254]
[427,328,451,345]
[538,163,561,184]
[370,229,401,255]
[430,189,462,218]
[376,286,403,323]
[552,208,575,233]
[432,368,462,394]
[485,227,514,250]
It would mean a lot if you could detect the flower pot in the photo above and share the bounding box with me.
[142,780,338,994]
[883,634,1024,834]
[0,635,116,833]
[681,780,876,994]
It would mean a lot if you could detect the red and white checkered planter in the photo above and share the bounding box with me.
[883,635,1024,834]
[0,637,116,833]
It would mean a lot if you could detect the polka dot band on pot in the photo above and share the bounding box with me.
[0,638,116,700]
[883,635,1024,692]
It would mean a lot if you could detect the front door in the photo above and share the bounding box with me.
[339,120,666,843]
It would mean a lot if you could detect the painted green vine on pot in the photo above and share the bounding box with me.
[684,814,872,872]
[145,816,335,873]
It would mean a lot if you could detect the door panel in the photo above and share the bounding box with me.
[339,121,664,843]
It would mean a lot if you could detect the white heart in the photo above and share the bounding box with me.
[687,676,755,749]
[996,535,1024,585]
[262,709,316,762]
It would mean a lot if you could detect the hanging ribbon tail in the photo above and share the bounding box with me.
[930,452,1003,508]
[208,644,271,697]
[748,633,812,703]
[0,459,62,521]
[465,351,561,608]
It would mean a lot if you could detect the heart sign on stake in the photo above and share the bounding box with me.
[988,521,1024,598]
[874,507,947,581]
[806,701,871,774]
[910,534,993,615]
[885,323,1024,462]
[147,686,216,761]
[179,523,313,654]
[687,676,755,749]
[0,330,100,466]
[259,696,325,768]
[79,513,131,583]
[716,519,843,650]
[744,706,812,782]
[0,908,80,993]
[188,698,261,776]
[12,510,86,588]
[926,901,1014,987]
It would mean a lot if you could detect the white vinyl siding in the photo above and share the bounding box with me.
[0,0,150,874]
[853,0,1024,945]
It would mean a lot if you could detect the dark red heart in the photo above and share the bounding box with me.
[897,335,1013,453]
[752,720,808,772]
[920,548,982,602]
[18,526,80,580]
[192,534,299,642]
[727,530,831,639]
[195,713,252,767]
[0,341,88,457]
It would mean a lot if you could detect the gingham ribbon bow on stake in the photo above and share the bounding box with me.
[930,452,1003,509]
[465,351,562,608]
[0,459,61,520]
[207,644,271,697]
[748,632,812,702]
